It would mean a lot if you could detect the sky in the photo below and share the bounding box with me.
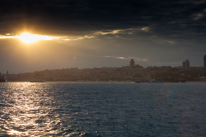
[0,0,206,73]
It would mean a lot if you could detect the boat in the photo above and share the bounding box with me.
[135,80,149,83]
[164,77,179,83]
[30,79,45,82]
[149,79,164,83]
[135,80,142,83]
[179,79,186,83]
[0,74,6,82]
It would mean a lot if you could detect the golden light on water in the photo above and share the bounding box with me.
[18,32,53,44]
[2,82,55,136]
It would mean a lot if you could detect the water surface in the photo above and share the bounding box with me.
[0,82,205,137]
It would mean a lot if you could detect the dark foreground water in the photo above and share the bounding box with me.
[0,82,205,137]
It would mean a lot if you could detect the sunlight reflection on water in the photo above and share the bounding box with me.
[1,82,54,136]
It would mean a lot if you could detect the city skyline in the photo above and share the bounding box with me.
[0,0,206,73]
[3,57,206,75]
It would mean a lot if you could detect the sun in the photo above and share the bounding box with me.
[18,32,52,44]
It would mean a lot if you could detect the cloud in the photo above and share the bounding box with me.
[0,33,53,42]
[193,13,204,20]
[0,0,205,44]
[116,57,125,59]
[0,35,16,39]
[141,27,150,32]
[93,28,135,36]
[57,35,95,41]
[104,56,148,62]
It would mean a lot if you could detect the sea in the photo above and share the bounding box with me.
[0,82,205,137]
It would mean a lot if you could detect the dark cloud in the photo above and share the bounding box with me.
[0,0,206,36]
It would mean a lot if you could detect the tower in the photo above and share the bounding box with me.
[130,59,135,67]
[182,59,190,71]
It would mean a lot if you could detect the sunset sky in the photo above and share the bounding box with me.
[0,0,206,73]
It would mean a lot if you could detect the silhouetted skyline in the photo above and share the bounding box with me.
[0,0,206,73]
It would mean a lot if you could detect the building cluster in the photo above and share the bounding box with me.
[7,66,144,81]
[182,55,206,72]
[4,55,206,82]
[182,59,190,71]
[4,62,203,82]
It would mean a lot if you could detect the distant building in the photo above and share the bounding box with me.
[182,59,190,71]
[130,59,135,67]
[204,55,206,73]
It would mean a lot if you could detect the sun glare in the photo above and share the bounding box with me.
[18,32,52,44]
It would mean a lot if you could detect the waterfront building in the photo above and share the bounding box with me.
[130,59,135,67]
[204,55,206,73]
[182,59,190,71]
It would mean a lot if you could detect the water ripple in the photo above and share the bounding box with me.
[0,82,205,136]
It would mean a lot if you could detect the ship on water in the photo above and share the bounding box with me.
[30,79,45,82]
[0,72,6,82]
